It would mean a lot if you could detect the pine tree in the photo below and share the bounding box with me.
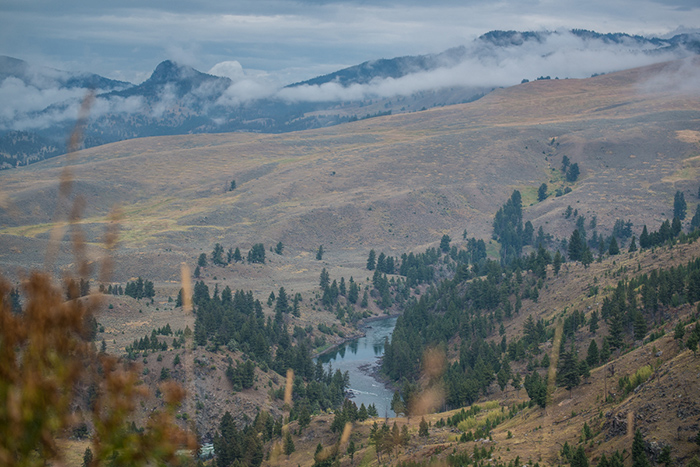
[582,246,594,268]
[674,191,687,220]
[589,310,599,333]
[347,439,356,464]
[640,225,650,249]
[82,447,93,467]
[672,216,682,236]
[568,229,584,261]
[608,312,624,349]
[211,243,225,265]
[553,251,563,275]
[233,247,242,262]
[316,245,324,260]
[319,268,330,289]
[361,290,369,308]
[558,349,580,396]
[348,277,359,304]
[367,249,376,270]
[629,236,637,252]
[587,339,599,366]
[692,204,700,229]
[275,287,289,314]
[538,183,548,201]
[633,430,651,467]
[571,446,589,467]
[292,293,301,317]
[440,234,451,252]
[608,236,620,255]
[419,417,429,437]
[633,311,647,341]
[283,431,295,456]
[600,338,611,362]
[566,163,580,182]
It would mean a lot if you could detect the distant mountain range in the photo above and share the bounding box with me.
[1,29,699,169]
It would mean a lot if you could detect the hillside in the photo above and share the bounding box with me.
[265,240,700,467]
[1,58,699,283]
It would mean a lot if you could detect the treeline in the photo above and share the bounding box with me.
[125,327,185,357]
[598,256,700,350]
[199,242,267,272]
[383,253,553,409]
[124,277,155,300]
[183,281,354,419]
[213,411,272,467]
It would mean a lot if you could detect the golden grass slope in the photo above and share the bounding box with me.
[1,57,700,282]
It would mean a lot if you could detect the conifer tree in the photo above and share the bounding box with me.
[553,251,563,275]
[571,446,589,467]
[82,447,93,467]
[633,430,651,467]
[586,339,599,366]
[568,229,584,261]
[367,249,376,270]
[319,268,330,289]
[674,190,687,220]
[608,236,620,255]
[640,225,650,249]
[692,204,700,229]
[440,234,451,252]
[284,431,295,456]
[275,287,289,314]
[419,417,429,437]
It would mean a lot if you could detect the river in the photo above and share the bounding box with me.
[317,316,398,418]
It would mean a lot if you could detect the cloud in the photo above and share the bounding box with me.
[0,75,146,131]
[216,79,277,107]
[637,56,700,95]
[275,30,699,103]
[0,77,85,122]
[208,61,246,82]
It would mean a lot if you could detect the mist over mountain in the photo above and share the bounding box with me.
[1,29,699,168]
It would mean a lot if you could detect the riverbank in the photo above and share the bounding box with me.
[316,315,399,417]
[313,311,400,358]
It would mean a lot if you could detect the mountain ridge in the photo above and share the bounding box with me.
[1,28,700,169]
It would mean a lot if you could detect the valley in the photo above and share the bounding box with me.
[1,57,700,466]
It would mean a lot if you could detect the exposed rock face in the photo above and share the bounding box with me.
[604,411,628,440]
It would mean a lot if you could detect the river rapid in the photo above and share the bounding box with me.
[317,316,397,418]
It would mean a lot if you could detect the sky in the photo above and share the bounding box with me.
[2,0,700,86]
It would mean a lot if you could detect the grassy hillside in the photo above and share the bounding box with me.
[1,58,699,285]
[268,240,700,467]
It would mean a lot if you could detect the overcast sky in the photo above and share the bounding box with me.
[2,0,700,86]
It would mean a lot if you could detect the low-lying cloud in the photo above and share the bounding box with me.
[2,29,699,133]
[274,30,699,103]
